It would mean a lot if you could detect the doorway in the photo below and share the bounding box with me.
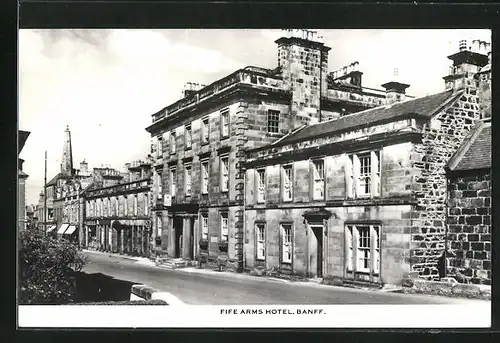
[173,217,183,258]
[311,225,324,278]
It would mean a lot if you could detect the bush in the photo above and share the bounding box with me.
[19,229,88,304]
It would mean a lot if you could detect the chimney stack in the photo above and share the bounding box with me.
[381,68,410,105]
[183,82,205,98]
[80,159,88,175]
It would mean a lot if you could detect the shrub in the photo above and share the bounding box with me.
[19,229,87,304]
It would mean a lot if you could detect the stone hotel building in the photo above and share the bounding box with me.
[244,38,491,285]
[146,29,392,270]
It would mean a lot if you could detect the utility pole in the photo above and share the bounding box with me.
[44,151,47,233]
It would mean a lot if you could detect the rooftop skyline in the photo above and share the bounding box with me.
[19,28,491,205]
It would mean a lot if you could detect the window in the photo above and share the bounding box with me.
[115,197,119,216]
[267,110,280,133]
[157,215,162,237]
[201,117,209,144]
[157,173,163,199]
[156,136,163,158]
[185,163,192,196]
[358,153,371,196]
[170,168,176,197]
[220,108,229,138]
[185,125,192,150]
[133,195,138,216]
[107,198,111,216]
[345,224,381,274]
[220,213,228,242]
[220,155,229,192]
[144,193,148,216]
[312,159,325,200]
[201,160,209,194]
[201,213,209,240]
[170,131,176,154]
[124,196,128,216]
[282,164,293,202]
[281,224,292,263]
[256,223,266,260]
[257,169,266,203]
[348,151,381,198]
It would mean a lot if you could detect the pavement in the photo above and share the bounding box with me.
[81,250,491,306]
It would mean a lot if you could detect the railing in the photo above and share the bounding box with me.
[152,68,285,122]
[324,88,385,107]
[87,179,151,198]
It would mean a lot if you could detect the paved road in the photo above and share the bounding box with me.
[82,251,487,305]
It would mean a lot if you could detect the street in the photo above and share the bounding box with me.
[82,251,489,305]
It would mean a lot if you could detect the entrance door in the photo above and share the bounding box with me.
[174,217,183,258]
[311,225,324,278]
[189,217,194,260]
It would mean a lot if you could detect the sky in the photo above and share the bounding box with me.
[19,29,491,206]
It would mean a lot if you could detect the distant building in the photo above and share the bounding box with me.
[18,129,30,232]
[83,160,152,256]
[243,38,490,285]
[446,119,491,285]
[145,29,388,271]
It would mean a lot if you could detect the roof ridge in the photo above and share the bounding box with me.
[447,120,487,171]
[271,125,307,145]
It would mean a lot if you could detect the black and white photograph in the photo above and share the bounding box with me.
[17,28,491,328]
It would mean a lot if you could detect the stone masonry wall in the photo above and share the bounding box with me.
[410,90,482,279]
[447,172,491,285]
[278,41,328,128]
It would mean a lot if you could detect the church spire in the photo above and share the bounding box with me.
[61,125,74,175]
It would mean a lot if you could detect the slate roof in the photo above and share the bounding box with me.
[46,172,72,186]
[447,120,491,171]
[19,130,30,154]
[276,89,460,146]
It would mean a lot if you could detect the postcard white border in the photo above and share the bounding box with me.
[18,304,491,328]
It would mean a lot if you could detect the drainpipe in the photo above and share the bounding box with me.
[319,50,323,123]
[443,176,448,278]
[242,166,246,272]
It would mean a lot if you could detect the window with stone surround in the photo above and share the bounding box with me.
[257,169,266,203]
[201,159,209,194]
[267,110,280,133]
[107,198,111,216]
[156,214,162,245]
[201,116,209,144]
[220,108,229,138]
[170,131,176,154]
[345,224,380,274]
[185,163,192,196]
[133,195,138,216]
[170,167,176,198]
[185,124,192,150]
[157,172,163,199]
[220,213,229,242]
[220,155,229,193]
[347,151,381,198]
[115,196,119,216]
[124,196,128,216]
[281,224,293,264]
[256,223,266,260]
[282,164,293,202]
[312,159,325,200]
[144,193,148,216]
[156,136,163,158]
[201,213,209,240]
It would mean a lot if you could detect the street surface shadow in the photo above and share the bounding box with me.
[74,272,135,303]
